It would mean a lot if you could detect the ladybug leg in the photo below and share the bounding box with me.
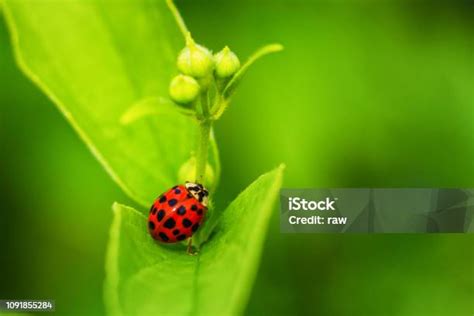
[187,238,197,256]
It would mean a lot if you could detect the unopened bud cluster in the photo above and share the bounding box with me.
[169,33,240,106]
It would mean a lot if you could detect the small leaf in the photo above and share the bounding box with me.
[104,165,284,316]
[223,43,284,100]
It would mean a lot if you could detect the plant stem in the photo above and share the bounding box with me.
[195,93,211,184]
[166,0,189,38]
[195,120,211,184]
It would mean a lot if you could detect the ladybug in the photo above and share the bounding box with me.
[148,182,209,244]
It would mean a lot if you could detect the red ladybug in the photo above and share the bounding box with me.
[148,182,208,243]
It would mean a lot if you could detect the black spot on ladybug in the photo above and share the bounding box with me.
[172,229,180,236]
[149,205,154,213]
[150,206,157,215]
[191,204,198,211]
[174,189,181,194]
[192,223,200,232]
[157,209,165,222]
[168,199,178,207]
[187,193,193,198]
[164,218,176,229]
[148,221,155,230]
[159,195,167,203]
[197,209,203,215]
[177,234,187,241]
[182,218,192,228]
[159,232,169,242]
[177,206,186,215]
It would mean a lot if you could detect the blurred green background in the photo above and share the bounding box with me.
[1,0,473,315]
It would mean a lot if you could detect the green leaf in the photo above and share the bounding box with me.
[105,165,284,316]
[3,0,219,207]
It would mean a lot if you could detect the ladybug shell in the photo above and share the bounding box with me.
[148,185,206,243]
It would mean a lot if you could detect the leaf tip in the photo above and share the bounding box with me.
[273,163,285,185]
[271,163,286,180]
[268,43,285,53]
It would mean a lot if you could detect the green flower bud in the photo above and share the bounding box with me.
[214,46,240,78]
[169,74,200,105]
[178,156,215,189]
[177,33,214,78]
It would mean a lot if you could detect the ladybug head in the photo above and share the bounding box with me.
[185,182,209,207]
